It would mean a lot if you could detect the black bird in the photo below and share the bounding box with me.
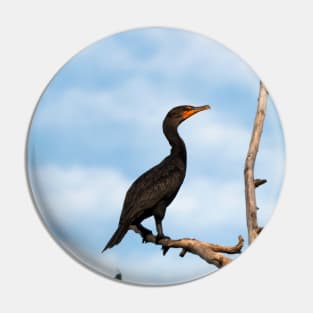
[102,105,210,252]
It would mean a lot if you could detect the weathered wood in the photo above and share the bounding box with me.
[129,225,244,268]
[244,81,268,244]
[254,178,267,188]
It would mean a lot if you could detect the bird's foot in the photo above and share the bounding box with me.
[156,235,171,256]
[141,230,153,243]
[156,234,171,244]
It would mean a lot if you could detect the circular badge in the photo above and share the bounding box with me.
[26,27,285,286]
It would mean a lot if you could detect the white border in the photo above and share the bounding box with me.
[0,1,311,312]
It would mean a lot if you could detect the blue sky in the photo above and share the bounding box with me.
[27,27,285,285]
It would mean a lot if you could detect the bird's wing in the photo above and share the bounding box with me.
[119,160,185,224]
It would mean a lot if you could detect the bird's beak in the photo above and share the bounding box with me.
[182,105,211,119]
[194,104,211,112]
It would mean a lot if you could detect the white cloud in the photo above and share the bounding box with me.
[35,78,186,131]
[31,165,247,233]
[34,27,260,131]
[87,28,259,90]
[139,29,259,90]
[29,162,281,285]
[30,165,130,229]
[182,110,251,160]
[167,177,246,232]
[29,164,248,249]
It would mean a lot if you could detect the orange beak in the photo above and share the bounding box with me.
[182,105,211,119]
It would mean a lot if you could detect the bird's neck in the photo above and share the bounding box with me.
[163,122,186,162]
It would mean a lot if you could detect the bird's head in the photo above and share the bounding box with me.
[165,105,211,127]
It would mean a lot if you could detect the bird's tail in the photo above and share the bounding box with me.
[102,224,128,252]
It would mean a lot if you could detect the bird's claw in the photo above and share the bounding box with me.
[156,235,171,244]
[162,246,170,256]
[141,230,153,243]
[157,235,171,255]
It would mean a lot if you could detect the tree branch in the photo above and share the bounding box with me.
[244,81,268,244]
[254,178,267,188]
[129,225,244,268]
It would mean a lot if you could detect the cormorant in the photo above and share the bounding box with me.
[102,105,210,252]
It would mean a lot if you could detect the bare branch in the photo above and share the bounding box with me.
[254,178,267,188]
[244,81,268,244]
[129,225,244,268]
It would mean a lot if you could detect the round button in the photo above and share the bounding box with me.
[26,27,285,286]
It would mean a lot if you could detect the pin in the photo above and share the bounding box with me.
[26,27,285,286]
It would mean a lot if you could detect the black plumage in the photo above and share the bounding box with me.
[102,104,210,252]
